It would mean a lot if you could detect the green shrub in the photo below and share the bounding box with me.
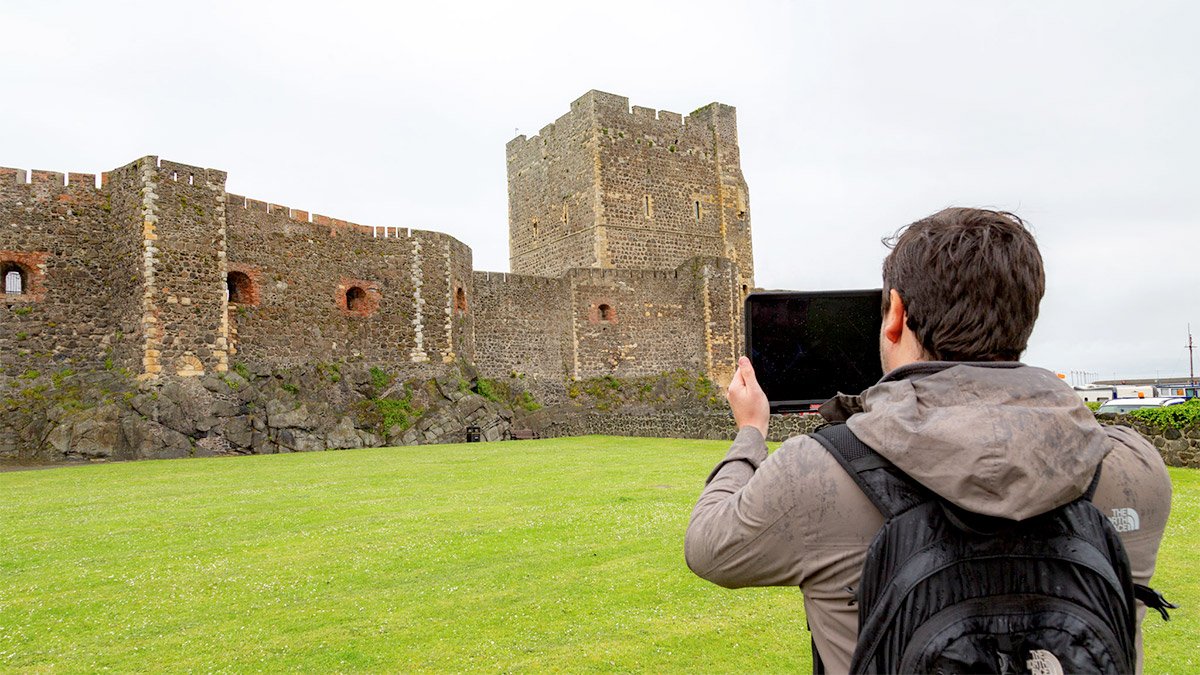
[376,397,417,431]
[232,362,252,381]
[1085,401,1102,412]
[325,362,341,383]
[475,378,500,402]
[517,391,541,412]
[1129,399,1200,429]
[369,366,392,390]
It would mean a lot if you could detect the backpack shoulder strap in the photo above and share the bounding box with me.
[810,423,929,520]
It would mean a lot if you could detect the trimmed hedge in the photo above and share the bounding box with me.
[1128,398,1200,429]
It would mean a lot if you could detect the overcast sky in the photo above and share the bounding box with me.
[2,1,1196,382]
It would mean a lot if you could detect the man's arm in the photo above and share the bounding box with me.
[686,357,810,587]
[685,426,812,587]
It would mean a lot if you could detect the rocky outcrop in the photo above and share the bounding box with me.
[0,364,523,463]
[8,367,1191,470]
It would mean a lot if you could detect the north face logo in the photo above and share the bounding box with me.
[1026,649,1065,675]
[1109,507,1140,532]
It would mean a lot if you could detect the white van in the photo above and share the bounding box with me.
[1096,397,1186,414]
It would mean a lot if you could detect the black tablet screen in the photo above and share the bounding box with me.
[745,290,884,411]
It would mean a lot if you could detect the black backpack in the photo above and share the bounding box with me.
[810,423,1174,674]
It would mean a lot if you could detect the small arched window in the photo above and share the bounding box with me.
[455,287,468,315]
[227,271,252,304]
[598,304,613,322]
[4,269,23,295]
[346,286,367,311]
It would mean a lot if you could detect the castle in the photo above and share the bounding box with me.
[0,90,752,399]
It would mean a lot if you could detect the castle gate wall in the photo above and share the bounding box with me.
[567,266,705,379]
[0,162,144,377]
[472,257,742,389]
[567,256,741,383]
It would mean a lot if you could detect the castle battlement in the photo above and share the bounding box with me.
[507,90,737,161]
[157,158,228,188]
[0,166,102,191]
[472,270,565,287]
[223,191,470,250]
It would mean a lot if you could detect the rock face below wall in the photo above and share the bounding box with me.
[0,365,517,462]
[3,367,1194,471]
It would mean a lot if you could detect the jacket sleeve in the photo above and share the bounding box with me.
[685,427,814,588]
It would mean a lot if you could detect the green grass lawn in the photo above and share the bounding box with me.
[0,437,1195,673]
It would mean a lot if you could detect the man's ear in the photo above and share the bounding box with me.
[883,289,907,346]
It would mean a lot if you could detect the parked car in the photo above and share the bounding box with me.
[1096,397,1186,414]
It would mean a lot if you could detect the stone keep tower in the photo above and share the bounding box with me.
[506,90,754,292]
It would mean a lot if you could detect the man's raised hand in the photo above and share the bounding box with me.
[727,356,770,438]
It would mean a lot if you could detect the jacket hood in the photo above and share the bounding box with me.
[844,362,1111,521]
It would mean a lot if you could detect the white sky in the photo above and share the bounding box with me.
[1,1,1196,382]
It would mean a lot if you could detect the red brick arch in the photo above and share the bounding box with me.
[589,301,617,324]
[0,251,49,302]
[337,278,381,317]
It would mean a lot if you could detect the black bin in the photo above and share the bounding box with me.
[466,426,481,443]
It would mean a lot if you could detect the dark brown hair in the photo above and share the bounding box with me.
[882,207,1045,362]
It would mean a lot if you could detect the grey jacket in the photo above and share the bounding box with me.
[685,362,1172,674]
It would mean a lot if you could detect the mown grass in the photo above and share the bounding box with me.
[0,437,1195,672]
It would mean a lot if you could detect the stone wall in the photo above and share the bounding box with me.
[1100,415,1200,468]
[0,162,144,377]
[533,411,825,443]
[569,264,706,380]
[147,159,231,378]
[471,270,572,399]
[507,92,602,276]
[225,198,474,379]
[472,257,742,393]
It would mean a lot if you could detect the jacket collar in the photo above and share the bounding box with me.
[819,360,1025,422]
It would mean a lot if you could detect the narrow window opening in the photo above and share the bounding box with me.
[455,287,468,315]
[4,268,24,295]
[531,219,539,237]
[644,195,651,218]
[227,271,253,304]
[694,201,701,221]
[561,203,569,224]
[598,304,613,321]
[741,284,748,296]
[171,171,178,182]
[188,173,194,186]
[346,286,367,311]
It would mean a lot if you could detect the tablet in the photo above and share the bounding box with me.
[744,289,884,412]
